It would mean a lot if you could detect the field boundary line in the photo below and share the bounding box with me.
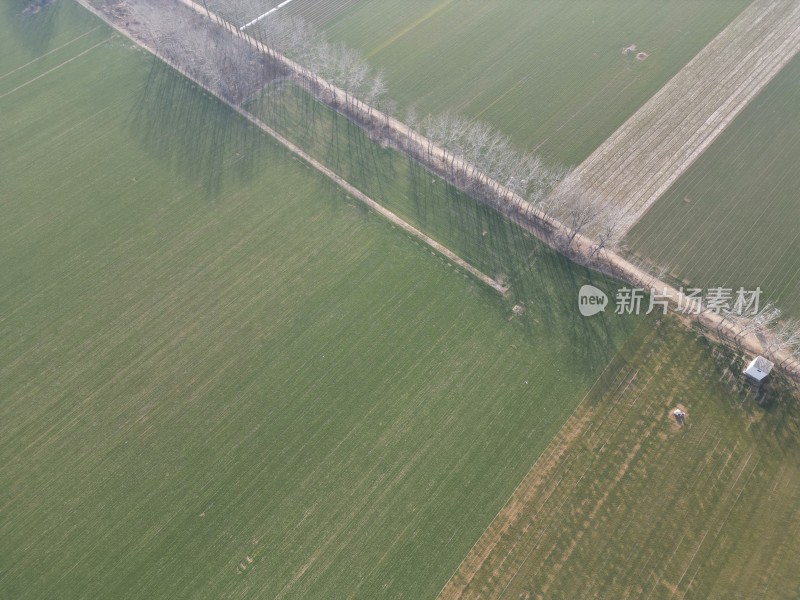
[241,0,297,30]
[0,36,113,100]
[492,366,662,600]
[0,25,102,81]
[433,347,641,599]
[71,0,508,297]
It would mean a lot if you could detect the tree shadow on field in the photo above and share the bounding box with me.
[537,251,633,371]
[247,79,629,371]
[403,146,628,371]
[129,58,267,198]
[4,0,62,57]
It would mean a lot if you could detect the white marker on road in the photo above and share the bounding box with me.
[241,0,297,30]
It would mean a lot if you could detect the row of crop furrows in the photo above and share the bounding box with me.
[438,327,777,599]
[629,97,800,315]
[564,0,800,237]
[584,0,800,219]
[437,338,661,599]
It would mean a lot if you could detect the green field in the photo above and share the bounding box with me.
[1,3,640,598]
[313,0,751,165]
[443,317,800,599]
[247,82,560,300]
[5,2,800,600]
[626,52,800,317]
[243,11,800,598]
[246,75,800,600]
[205,0,363,28]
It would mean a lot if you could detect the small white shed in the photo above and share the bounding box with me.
[744,356,774,383]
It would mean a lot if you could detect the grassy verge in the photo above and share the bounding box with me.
[247,82,613,314]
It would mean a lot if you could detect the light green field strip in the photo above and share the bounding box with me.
[365,0,455,58]
[0,24,101,80]
[562,0,800,235]
[438,319,800,599]
[0,36,112,100]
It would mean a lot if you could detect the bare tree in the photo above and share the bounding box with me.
[526,162,567,220]
[404,104,420,148]
[130,0,284,105]
[735,302,781,343]
[462,120,492,180]
[546,181,602,251]
[141,0,568,241]
[383,99,397,127]
[588,217,621,259]
[365,71,386,117]
[768,318,800,353]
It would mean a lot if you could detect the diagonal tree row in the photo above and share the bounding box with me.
[88,0,800,378]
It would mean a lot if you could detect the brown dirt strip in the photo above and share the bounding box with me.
[562,0,800,236]
[72,0,508,297]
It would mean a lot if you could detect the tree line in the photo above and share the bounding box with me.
[113,0,800,378]
[226,2,619,252]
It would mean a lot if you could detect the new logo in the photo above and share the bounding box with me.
[578,285,608,317]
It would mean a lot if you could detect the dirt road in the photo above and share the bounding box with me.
[562,0,800,235]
